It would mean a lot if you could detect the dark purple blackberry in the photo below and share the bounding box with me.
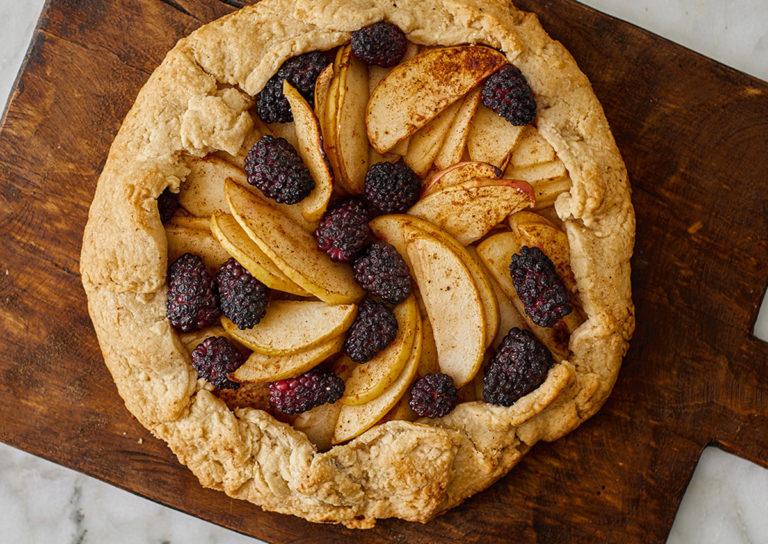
[482,65,537,126]
[510,246,572,327]
[351,22,408,67]
[244,135,315,204]
[483,328,553,406]
[268,367,344,415]
[216,258,269,330]
[344,298,398,362]
[256,51,331,123]
[157,188,179,223]
[191,336,244,389]
[353,241,412,305]
[315,198,373,262]
[166,253,220,332]
[364,160,421,214]
[409,373,458,418]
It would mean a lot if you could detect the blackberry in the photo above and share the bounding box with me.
[484,328,553,406]
[315,198,373,262]
[482,65,537,126]
[191,336,244,389]
[245,135,315,204]
[157,188,179,223]
[216,258,269,329]
[409,373,458,418]
[344,298,398,362]
[364,160,421,214]
[353,241,412,305]
[509,246,572,327]
[268,367,344,415]
[351,22,408,67]
[256,51,331,123]
[166,253,220,332]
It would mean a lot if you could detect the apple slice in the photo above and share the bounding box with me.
[210,213,310,296]
[382,395,417,423]
[433,88,482,171]
[333,315,423,443]
[165,223,230,274]
[368,42,420,95]
[283,81,333,222]
[369,148,399,165]
[341,296,418,406]
[487,276,528,348]
[508,125,556,167]
[370,214,499,348]
[476,232,569,360]
[416,295,440,377]
[423,161,501,196]
[334,46,369,193]
[530,176,572,209]
[404,99,462,177]
[367,46,508,152]
[407,234,485,387]
[221,300,356,355]
[232,335,344,383]
[505,158,567,183]
[217,382,271,411]
[167,215,210,231]
[179,325,227,353]
[266,121,299,149]
[321,60,344,192]
[408,178,534,245]
[293,357,354,451]
[226,180,364,304]
[314,63,334,126]
[467,104,525,168]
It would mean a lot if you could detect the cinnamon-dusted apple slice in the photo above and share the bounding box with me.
[334,45,369,193]
[333,315,423,444]
[210,213,309,296]
[180,156,315,231]
[505,158,568,183]
[407,234,485,387]
[423,160,501,196]
[433,88,482,171]
[225,180,364,304]
[179,325,228,353]
[408,178,535,245]
[166,222,230,274]
[416,295,440,377]
[487,276,528,348]
[232,335,344,383]
[283,81,333,222]
[404,99,462,176]
[314,63,334,126]
[340,296,418,406]
[476,232,569,360]
[381,394,416,423]
[369,214,499,348]
[167,215,210,231]
[367,46,508,152]
[530,176,572,209]
[467,104,525,168]
[266,121,299,149]
[221,300,356,355]
[508,125,557,167]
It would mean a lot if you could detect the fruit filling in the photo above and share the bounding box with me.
[159,27,585,447]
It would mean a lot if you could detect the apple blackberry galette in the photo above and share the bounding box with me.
[81,0,634,528]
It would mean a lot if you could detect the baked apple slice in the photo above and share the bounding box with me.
[423,160,501,196]
[369,214,499,348]
[334,46,369,193]
[404,99,462,176]
[341,296,418,406]
[407,233,485,387]
[210,213,310,296]
[179,325,227,353]
[283,81,333,222]
[221,300,356,355]
[266,121,299,149]
[505,158,567,183]
[226,180,364,304]
[333,315,423,444]
[165,221,230,274]
[467,104,525,168]
[416,295,440,377]
[408,178,534,244]
[367,45,508,152]
[487,275,528,348]
[508,125,557,167]
[433,88,482,171]
[476,232,569,360]
[232,335,344,383]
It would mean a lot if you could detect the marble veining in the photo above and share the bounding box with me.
[0,0,767,542]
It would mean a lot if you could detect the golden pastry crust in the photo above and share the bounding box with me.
[81,0,634,528]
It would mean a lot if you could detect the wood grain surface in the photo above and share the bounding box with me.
[0,1,766,542]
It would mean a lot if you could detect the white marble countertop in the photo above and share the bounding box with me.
[1,1,767,543]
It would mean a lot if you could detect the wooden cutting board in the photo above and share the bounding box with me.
[0,1,766,542]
